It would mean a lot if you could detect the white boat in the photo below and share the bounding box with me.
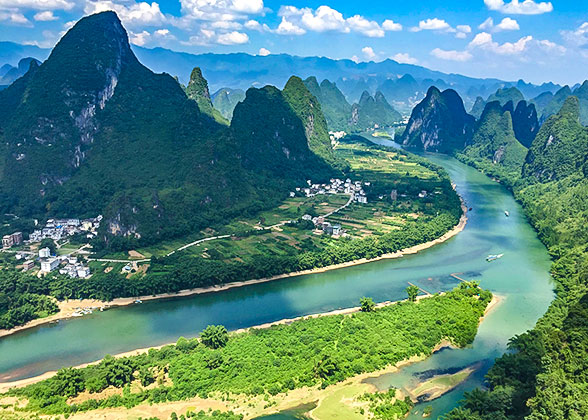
[504,211,510,217]
[486,254,504,262]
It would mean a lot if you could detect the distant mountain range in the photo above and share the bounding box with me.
[0,40,572,118]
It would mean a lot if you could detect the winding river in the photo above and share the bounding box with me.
[0,153,554,419]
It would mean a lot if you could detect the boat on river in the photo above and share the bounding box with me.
[486,254,504,262]
[505,211,510,217]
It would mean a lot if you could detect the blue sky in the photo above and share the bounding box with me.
[1,0,587,84]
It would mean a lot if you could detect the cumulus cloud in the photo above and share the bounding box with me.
[277,5,385,38]
[85,1,166,27]
[496,17,519,30]
[382,19,402,31]
[129,27,176,46]
[244,19,268,31]
[479,17,494,30]
[561,22,588,47]
[258,47,270,56]
[537,39,566,55]
[179,0,264,22]
[411,18,451,32]
[33,10,58,21]
[217,30,249,44]
[276,16,306,35]
[484,0,553,15]
[347,15,384,37]
[362,46,376,60]
[0,10,30,25]
[392,52,418,64]
[469,32,532,54]
[431,48,473,61]
[0,0,74,11]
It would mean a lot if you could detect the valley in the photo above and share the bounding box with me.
[0,6,586,420]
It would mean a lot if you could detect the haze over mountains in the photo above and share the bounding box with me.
[1,39,576,118]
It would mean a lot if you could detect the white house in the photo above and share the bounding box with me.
[40,258,59,272]
[39,247,51,258]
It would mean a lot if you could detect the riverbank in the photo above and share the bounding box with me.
[0,289,498,397]
[0,293,497,420]
[0,207,468,340]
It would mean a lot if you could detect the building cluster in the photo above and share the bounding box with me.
[302,215,343,236]
[38,247,91,278]
[2,232,23,248]
[293,178,369,204]
[29,216,102,242]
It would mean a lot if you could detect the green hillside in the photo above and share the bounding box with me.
[350,91,402,132]
[185,67,228,125]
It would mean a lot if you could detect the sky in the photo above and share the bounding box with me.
[1,0,587,85]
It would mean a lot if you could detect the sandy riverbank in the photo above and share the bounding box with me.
[0,206,468,339]
[0,293,498,419]
[0,289,499,396]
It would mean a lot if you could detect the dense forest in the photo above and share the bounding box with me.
[444,97,588,419]
[9,283,491,416]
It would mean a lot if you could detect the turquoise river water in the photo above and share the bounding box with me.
[0,152,554,419]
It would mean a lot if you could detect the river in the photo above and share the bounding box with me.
[0,152,554,419]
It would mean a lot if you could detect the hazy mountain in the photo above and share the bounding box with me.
[487,87,525,107]
[350,91,402,131]
[462,101,528,176]
[185,67,228,124]
[211,87,245,120]
[470,96,486,119]
[402,86,475,153]
[0,57,40,86]
[303,76,351,131]
[523,96,588,181]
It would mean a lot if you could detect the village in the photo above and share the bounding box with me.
[1,216,102,278]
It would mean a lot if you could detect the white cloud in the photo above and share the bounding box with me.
[347,15,384,37]
[469,32,532,54]
[299,5,346,32]
[496,17,519,31]
[362,46,376,60]
[33,10,58,21]
[216,30,249,44]
[456,25,471,33]
[411,18,451,32]
[0,0,74,11]
[85,1,166,27]
[179,0,264,22]
[130,30,151,46]
[537,39,566,55]
[484,0,553,15]
[561,22,588,47]
[382,19,402,31]
[478,16,520,32]
[479,17,494,30]
[0,10,30,25]
[392,52,418,64]
[258,47,270,56]
[244,19,268,31]
[276,16,306,35]
[210,20,242,29]
[277,5,384,37]
[431,48,473,61]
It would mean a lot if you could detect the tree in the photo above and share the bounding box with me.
[360,297,375,312]
[200,325,229,349]
[406,285,420,302]
[39,238,57,255]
